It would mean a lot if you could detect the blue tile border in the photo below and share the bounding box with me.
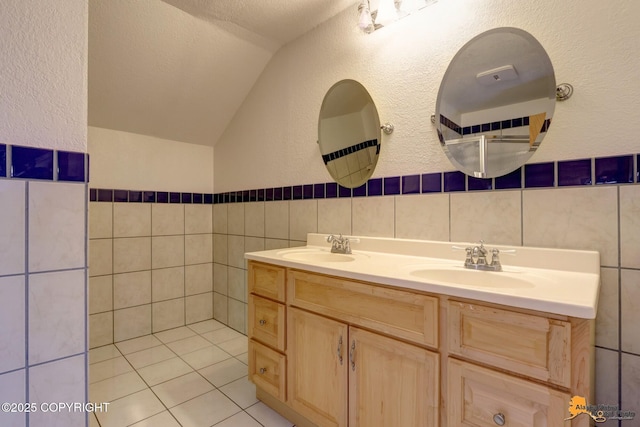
[0,144,88,183]
[88,154,640,204]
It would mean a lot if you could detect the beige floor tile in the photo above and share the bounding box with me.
[166,335,212,356]
[89,345,121,364]
[154,326,197,343]
[201,327,244,344]
[90,356,133,384]
[125,344,177,369]
[130,411,181,427]
[170,390,241,427]
[199,357,248,387]
[137,357,193,386]
[219,376,258,409]
[246,402,295,427]
[116,334,163,355]
[236,352,248,365]
[151,372,215,408]
[187,319,227,334]
[95,389,165,427]
[89,412,100,427]
[213,411,262,427]
[218,336,248,356]
[90,371,147,403]
[181,345,232,370]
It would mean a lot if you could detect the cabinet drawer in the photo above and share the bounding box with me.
[248,294,286,352]
[448,301,571,387]
[249,261,286,302]
[288,270,438,348]
[249,339,286,402]
[448,359,570,427]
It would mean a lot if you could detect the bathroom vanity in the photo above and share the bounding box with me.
[245,234,598,427]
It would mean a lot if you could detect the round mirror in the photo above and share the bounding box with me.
[318,79,381,188]
[435,27,556,178]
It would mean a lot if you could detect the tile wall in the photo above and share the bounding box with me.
[0,145,89,427]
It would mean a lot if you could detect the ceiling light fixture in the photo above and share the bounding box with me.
[358,0,438,33]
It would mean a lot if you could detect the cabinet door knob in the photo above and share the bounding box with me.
[259,319,267,326]
[259,367,267,374]
[493,413,505,426]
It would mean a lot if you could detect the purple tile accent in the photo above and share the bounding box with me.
[524,163,555,188]
[444,171,465,192]
[257,189,265,201]
[143,192,156,203]
[293,185,303,200]
[97,189,113,202]
[242,190,250,202]
[273,187,283,200]
[90,188,97,202]
[265,188,274,201]
[368,178,383,196]
[283,186,292,200]
[595,155,633,184]
[114,190,128,202]
[0,144,5,177]
[213,194,222,204]
[467,176,492,191]
[303,184,313,199]
[170,192,181,203]
[157,192,169,203]
[129,191,142,202]
[314,183,325,199]
[326,182,338,198]
[338,185,351,197]
[57,151,85,182]
[353,184,366,197]
[495,168,522,189]
[181,193,192,203]
[384,176,401,195]
[11,146,53,180]
[193,193,203,203]
[402,175,420,194]
[249,190,257,202]
[558,159,592,186]
[204,194,213,204]
[421,173,441,193]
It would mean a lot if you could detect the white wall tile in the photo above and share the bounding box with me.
[29,355,86,427]
[185,234,213,265]
[29,182,85,272]
[152,299,184,333]
[114,237,151,273]
[114,203,151,237]
[89,202,112,239]
[622,353,640,416]
[89,312,113,349]
[89,275,113,314]
[213,293,228,324]
[152,204,184,236]
[228,235,245,269]
[228,204,245,235]
[228,267,246,302]
[29,270,85,364]
[89,239,113,277]
[621,269,640,354]
[213,205,228,234]
[186,293,213,324]
[213,234,228,264]
[352,196,395,237]
[620,185,640,268]
[0,276,25,373]
[245,202,265,237]
[185,205,213,234]
[152,236,185,269]
[245,236,265,255]
[265,201,289,239]
[114,305,151,342]
[213,264,228,295]
[289,200,317,241]
[185,263,213,296]
[265,239,289,250]
[395,194,450,241]
[523,187,618,266]
[596,268,619,350]
[0,181,25,276]
[318,198,352,236]
[0,369,26,427]
[227,299,246,334]
[152,267,185,302]
[594,347,619,420]
[114,271,152,309]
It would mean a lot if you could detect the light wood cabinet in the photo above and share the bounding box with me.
[246,261,593,427]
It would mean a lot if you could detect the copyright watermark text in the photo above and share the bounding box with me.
[2,402,110,413]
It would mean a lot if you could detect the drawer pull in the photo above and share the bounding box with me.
[350,340,356,371]
[493,413,505,426]
[259,319,267,326]
[259,367,267,374]
[337,336,343,365]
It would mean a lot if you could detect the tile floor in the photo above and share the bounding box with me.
[89,320,295,427]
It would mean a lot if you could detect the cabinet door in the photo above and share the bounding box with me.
[288,308,348,427]
[349,327,439,427]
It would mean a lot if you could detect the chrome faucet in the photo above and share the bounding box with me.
[327,234,357,254]
[462,241,505,272]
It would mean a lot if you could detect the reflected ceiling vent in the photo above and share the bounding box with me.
[476,65,518,85]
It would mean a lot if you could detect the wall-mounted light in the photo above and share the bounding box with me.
[358,0,437,33]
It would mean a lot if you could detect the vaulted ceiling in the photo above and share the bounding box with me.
[88,0,357,146]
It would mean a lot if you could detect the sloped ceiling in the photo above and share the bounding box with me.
[88,0,357,146]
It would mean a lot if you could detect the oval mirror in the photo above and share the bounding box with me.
[435,27,556,178]
[318,79,381,188]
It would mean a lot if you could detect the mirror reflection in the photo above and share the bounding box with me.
[435,27,556,178]
[318,79,381,188]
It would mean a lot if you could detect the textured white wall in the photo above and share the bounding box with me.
[89,127,214,193]
[0,0,87,151]
[214,0,640,192]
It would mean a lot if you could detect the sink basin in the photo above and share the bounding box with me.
[407,266,538,289]
[277,249,358,263]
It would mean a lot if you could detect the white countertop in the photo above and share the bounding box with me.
[245,234,600,319]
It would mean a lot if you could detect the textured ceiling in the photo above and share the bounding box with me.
[89,0,357,146]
